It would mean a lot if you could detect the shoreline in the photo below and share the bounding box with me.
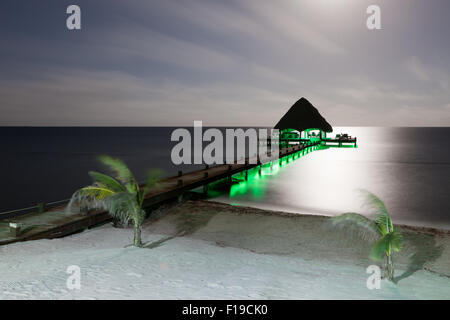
[1,198,449,299]
[197,199,450,237]
[146,198,450,278]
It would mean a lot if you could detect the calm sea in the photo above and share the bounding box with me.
[1,127,449,229]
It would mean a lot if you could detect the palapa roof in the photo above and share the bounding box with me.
[274,97,333,133]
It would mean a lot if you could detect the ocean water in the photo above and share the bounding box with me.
[213,127,450,230]
[0,127,449,229]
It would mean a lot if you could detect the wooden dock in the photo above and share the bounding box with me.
[0,141,319,246]
[282,137,357,146]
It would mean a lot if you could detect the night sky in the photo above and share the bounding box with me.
[0,0,449,126]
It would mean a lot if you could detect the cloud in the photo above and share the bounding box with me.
[0,69,292,126]
[405,56,449,90]
[0,0,449,126]
[1,65,448,127]
[237,0,345,55]
[405,56,431,81]
[108,27,238,73]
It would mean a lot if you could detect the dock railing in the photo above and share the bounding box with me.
[0,199,71,220]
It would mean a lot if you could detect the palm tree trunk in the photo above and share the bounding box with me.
[133,224,142,247]
[387,254,394,281]
[384,254,389,279]
[386,242,394,281]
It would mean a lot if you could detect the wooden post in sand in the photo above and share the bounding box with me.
[9,223,21,237]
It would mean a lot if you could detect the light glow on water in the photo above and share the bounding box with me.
[210,127,450,230]
[224,143,366,216]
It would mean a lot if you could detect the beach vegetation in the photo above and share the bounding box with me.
[68,155,162,247]
[331,190,403,281]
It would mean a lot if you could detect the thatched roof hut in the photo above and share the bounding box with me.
[274,97,333,133]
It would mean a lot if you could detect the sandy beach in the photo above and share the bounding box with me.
[1,199,449,300]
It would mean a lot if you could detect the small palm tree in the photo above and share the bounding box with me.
[68,155,162,247]
[331,190,403,281]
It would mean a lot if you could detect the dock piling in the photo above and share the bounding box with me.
[37,203,46,214]
[9,223,21,238]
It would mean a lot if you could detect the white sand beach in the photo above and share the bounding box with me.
[1,200,449,300]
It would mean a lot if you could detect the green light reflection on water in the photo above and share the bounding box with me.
[201,141,356,200]
[228,144,326,200]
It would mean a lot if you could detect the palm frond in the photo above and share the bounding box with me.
[375,212,393,235]
[98,155,139,195]
[358,189,394,235]
[67,185,116,213]
[139,169,164,205]
[359,189,389,216]
[330,212,380,240]
[75,186,115,199]
[67,155,162,235]
[101,192,138,225]
[369,230,403,261]
[389,229,403,252]
[370,234,390,261]
[89,171,126,192]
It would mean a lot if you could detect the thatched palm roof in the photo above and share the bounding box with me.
[274,97,333,133]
